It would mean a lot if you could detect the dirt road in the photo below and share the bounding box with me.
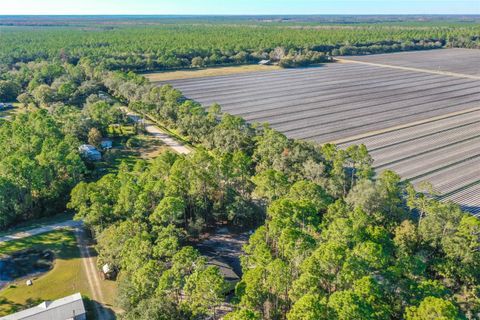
[124,109,191,155]
[74,227,114,320]
[0,220,82,243]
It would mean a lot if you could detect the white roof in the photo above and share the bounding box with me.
[1,293,86,320]
[102,263,111,273]
[79,144,97,151]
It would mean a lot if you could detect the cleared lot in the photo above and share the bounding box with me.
[154,49,480,214]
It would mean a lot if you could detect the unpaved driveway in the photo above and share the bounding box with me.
[124,109,191,155]
[0,220,82,243]
[74,227,114,320]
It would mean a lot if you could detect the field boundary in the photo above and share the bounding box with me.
[336,58,480,80]
[145,64,281,82]
[331,106,480,145]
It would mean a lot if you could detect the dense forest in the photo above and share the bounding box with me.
[0,16,480,320]
[66,69,479,320]
[1,16,479,71]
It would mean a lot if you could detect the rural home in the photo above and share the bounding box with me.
[78,144,102,161]
[1,293,86,320]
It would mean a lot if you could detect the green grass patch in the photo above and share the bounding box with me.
[0,230,92,316]
[107,124,135,136]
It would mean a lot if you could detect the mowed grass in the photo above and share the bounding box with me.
[144,64,280,82]
[0,230,91,316]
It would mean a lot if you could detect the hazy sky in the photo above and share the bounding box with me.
[1,0,479,15]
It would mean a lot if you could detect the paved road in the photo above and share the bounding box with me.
[124,109,191,155]
[0,220,82,243]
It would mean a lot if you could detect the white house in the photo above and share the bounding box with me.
[1,293,86,320]
[78,144,102,161]
[258,59,271,65]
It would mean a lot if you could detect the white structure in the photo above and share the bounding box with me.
[78,144,101,161]
[258,59,271,65]
[1,293,86,320]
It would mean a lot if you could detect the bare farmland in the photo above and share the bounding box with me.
[340,48,480,77]
[339,108,480,215]
[153,49,480,214]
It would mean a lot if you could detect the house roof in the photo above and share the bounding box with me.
[79,144,98,152]
[1,293,86,320]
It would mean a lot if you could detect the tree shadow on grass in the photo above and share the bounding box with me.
[0,296,23,314]
[0,230,80,261]
[83,296,117,320]
[0,297,43,315]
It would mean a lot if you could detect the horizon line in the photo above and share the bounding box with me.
[1,13,480,16]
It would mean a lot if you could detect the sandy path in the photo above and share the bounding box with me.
[124,109,191,155]
[0,220,82,243]
[74,227,113,320]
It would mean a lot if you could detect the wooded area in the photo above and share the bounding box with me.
[0,16,479,320]
[1,16,479,72]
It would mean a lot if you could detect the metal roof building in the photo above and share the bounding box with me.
[78,144,102,161]
[1,293,86,320]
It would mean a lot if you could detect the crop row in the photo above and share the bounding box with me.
[343,48,480,77]
[165,55,480,214]
[170,63,480,143]
[338,110,480,214]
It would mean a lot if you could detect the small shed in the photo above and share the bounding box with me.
[78,144,101,161]
[102,263,116,280]
[100,139,113,150]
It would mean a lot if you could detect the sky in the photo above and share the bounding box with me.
[1,0,479,15]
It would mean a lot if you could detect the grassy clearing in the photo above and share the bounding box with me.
[93,132,168,177]
[0,230,91,316]
[136,134,168,159]
[0,104,24,120]
[144,64,280,82]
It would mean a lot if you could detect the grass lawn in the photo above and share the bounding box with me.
[144,64,280,82]
[0,230,91,316]
[93,133,168,177]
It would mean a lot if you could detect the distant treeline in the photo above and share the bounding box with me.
[1,36,480,317]
[0,20,479,71]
